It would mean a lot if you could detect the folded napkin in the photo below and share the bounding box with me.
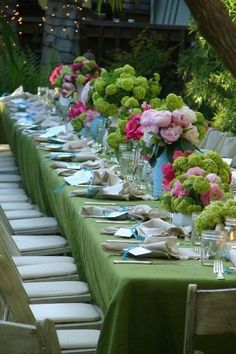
[91,168,122,186]
[80,206,129,220]
[50,160,105,177]
[80,204,153,220]
[62,139,89,151]
[136,218,189,238]
[101,237,179,259]
[73,148,98,162]
[40,116,62,128]
[69,181,153,201]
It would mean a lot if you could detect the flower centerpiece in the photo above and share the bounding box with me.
[89,64,161,149]
[195,199,236,235]
[49,56,101,101]
[67,100,99,133]
[123,93,208,197]
[160,151,232,221]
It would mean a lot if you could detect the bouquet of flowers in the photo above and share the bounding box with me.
[67,100,99,132]
[123,93,207,166]
[49,56,101,99]
[90,64,161,118]
[160,151,232,215]
[195,200,236,235]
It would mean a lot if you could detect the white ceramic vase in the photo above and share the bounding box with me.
[172,213,192,227]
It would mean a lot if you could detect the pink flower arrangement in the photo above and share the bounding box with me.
[49,56,100,99]
[67,100,99,132]
[160,151,231,215]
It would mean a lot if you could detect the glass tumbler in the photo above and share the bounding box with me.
[201,230,226,266]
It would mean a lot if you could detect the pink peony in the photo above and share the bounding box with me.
[185,167,205,178]
[159,124,183,144]
[200,183,224,206]
[171,180,188,197]
[125,116,144,140]
[68,101,87,120]
[206,173,221,184]
[163,178,172,191]
[182,123,199,144]
[175,106,197,123]
[172,111,189,128]
[140,109,172,128]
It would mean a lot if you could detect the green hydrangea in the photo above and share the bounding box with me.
[107,130,125,149]
[134,76,148,89]
[133,86,146,100]
[105,84,117,96]
[187,154,204,168]
[94,98,110,114]
[122,64,136,76]
[149,98,161,109]
[123,97,139,108]
[94,79,106,94]
[121,96,129,105]
[74,56,86,62]
[149,84,161,97]
[166,93,184,111]
[105,103,118,116]
[173,196,197,215]
[160,192,173,212]
[173,157,190,175]
[71,119,83,132]
[202,159,218,174]
[76,74,86,85]
[117,78,135,91]
[204,151,224,169]
[183,176,210,194]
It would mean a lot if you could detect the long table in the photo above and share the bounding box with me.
[2,105,236,354]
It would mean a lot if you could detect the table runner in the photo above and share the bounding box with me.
[2,106,236,354]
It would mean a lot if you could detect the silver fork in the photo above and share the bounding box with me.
[213,259,225,280]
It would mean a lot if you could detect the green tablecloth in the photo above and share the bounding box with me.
[0,102,8,143]
[2,106,236,354]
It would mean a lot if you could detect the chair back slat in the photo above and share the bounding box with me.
[0,255,35,324]
[184,284,236,354]
[0,218,20,256]
[0,206,14,235]
[0,319,61,354]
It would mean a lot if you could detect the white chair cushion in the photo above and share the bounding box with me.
[23,281,89,297]
[18,262,77,279]
[1,202,35,211]
[13,256,74,266]
[0,188,26,195]
[0,166,19,173]
[0,183,21,189]
[10,217,58,232]
[30,303,101,323]
[0,151,13,158]
[0,160,16,167]
[6,209,43,220]
[57,329,100,349]
[0,174,22,182]
[13,235,67,251]
[0,194,28,202]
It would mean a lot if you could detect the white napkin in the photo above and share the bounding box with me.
[136,218,189,238]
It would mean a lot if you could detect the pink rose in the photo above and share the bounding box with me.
[162,163,175,180]
[206,173,221,184]
[160,125,183,144]
[172,111,189,128]
[185,167,205,178]
[162,163,175,191]
[140,109,172,128]
[173,150,192,160]
[182,123,199,144]
[171,180,188,197]
[201,183,224,206]
[68,100,87,119]
[125,114,143,140]
[49,65,64,86]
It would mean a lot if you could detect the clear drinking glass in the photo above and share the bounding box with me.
[201,230,226,266]
[191,212,201,245]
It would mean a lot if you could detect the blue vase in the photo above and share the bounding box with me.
[152,148,169,198]
[90,115,105,139]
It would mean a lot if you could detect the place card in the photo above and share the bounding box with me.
[126,246,151,256]
[114,227,133,238]
[64,170,93,186]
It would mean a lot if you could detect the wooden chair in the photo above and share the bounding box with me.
[183,283,236,354]
[0,255,103,329]
[0,318,100,354]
